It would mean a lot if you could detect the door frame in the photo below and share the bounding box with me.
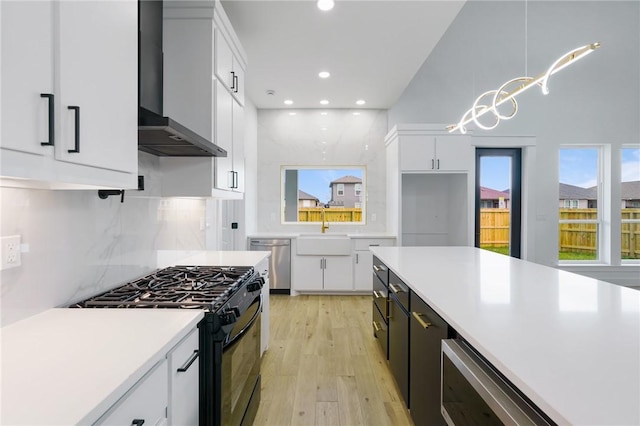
[475,148,522,258]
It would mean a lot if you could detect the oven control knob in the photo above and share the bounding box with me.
[220,307,240,325]
[246,279,264,293]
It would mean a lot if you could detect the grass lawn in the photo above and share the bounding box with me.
[481,246,601,261]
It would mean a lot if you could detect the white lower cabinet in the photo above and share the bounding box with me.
[256,257,270,355]
[96,359,169,426]
[295,255,353,291]
[353,238,396,291]
[168,329,200,426]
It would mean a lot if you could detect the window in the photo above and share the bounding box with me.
[558,147,600,261]
[281,166,365,224]
[621,147,640,260]
[354,184,362,196]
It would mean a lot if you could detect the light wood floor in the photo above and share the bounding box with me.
[254,294,414,426]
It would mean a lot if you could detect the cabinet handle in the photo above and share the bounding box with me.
[373,265,380,272]
[233,74,239,93]
[372,321,381,332]
[230,71,236,90]
[437,159,440,170]
[372,290,380,299]
[431,158,435,169]
[412,311,432,329]
[233,171,239,188]
[389,283,404,294]
[131,420,145,426]
[355,253,359,264]
[40,93,54,146]
[177,350,199,372]
[67,106,80,153]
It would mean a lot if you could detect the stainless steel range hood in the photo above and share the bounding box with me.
[138,0,226,157]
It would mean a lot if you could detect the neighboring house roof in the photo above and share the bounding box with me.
[559,183,595,200]
[621,180,640,199]
[480,186,510,200]
[330,175,362,185]
[298,190,319,201]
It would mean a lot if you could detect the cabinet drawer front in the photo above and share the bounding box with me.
[372,256,388,284]
[410,291,448,331]
[96,359,168,425]
[353,238,395,251]
[373,272,388,319]
[389,271,409,311]
[169,328,199,425]
[372,301,388,360]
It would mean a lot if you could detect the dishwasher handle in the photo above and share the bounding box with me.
[250,243,290,247]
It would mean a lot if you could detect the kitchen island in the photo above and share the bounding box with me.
[370,246,640,425]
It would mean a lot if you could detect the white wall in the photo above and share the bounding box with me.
[389,0,639,286]
[255,109,388,234]
[0,152,209,326]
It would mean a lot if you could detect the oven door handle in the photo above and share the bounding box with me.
[223,295,262,351]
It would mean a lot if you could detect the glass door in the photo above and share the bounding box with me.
[475,148,522,258]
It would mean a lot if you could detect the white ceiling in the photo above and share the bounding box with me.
[220,0,466,110]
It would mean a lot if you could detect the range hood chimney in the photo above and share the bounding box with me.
[138,0,226,157]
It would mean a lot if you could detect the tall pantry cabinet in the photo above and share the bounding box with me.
[386,124,474,246]
[160,1,247,198]
[0,0,138,189]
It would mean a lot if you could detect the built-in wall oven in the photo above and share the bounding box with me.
[441,339,554,426]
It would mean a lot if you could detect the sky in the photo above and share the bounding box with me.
[480,148,640,191]
[298,168,363,204]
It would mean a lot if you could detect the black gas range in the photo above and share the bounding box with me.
[72,265,264,426]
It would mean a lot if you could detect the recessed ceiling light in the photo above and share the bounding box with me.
[320,112,328,116]
[317,0,334,11]
[289,112,297,116]
[284,99,293,105]
[321,127,327,131]
[352,112,361,116]
[320,99,329,105]
[321,141,327,144]
[318,71,331,79]
[356,99,366,105]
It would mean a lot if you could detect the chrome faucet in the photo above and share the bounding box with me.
[321,207,330,233]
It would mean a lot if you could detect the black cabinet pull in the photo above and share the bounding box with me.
[233,74,239,93]
[437,159,440,169]
[67,106,80,153]
[177,350,199,372]
[40,93,54,146]
[431,158,435,169]
[230,71,236,90]
[131,420,145,426]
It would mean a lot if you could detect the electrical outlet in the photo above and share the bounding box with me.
[1,235,22,270]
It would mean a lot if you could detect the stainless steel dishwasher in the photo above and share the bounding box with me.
[249,238,291,294]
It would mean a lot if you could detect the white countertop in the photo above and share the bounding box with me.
[370,246,640,426]
[157,250,270,268]
[247,233,396,239]
[1,309,203,425]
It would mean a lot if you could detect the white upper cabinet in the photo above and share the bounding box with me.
[162,1,246,198]
[0,0,138,189]
[398,132,472,172]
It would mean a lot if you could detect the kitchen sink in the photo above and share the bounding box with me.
[297,234,351,255]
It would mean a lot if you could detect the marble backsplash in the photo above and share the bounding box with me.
[0,154,208,326]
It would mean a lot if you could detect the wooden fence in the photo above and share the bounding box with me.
[480,208,640,258]
[299,207,362,222]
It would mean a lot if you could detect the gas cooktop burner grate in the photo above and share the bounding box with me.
[72,265,254,311]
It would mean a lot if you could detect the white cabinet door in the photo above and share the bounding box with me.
[294,256,324,291]
[215,81,234,191]
[322,256,353,291]
[56,0,137,174]
[1,1,54,157]
[214,28,234,91]
[434,135,472,171]
[232,99,244,193]
[400,135,436,172]
[354,250,373,291]
[97,359,168,426]
[168,329,199,426]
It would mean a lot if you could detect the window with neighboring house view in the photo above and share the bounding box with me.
[621,146,640,261]
[337,184,344,196]
[558,147,600,261]
[354,184,362,196]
